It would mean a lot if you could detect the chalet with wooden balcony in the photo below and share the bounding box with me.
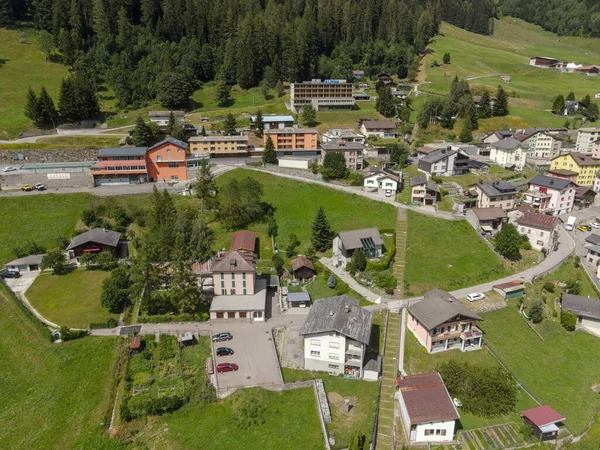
[407,289,483,353]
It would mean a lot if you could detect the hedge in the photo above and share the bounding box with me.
[366,229,396,272]
[120,395,186,421]
[139,312,210,323]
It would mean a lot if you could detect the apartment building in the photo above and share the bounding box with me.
[321,128,366,144]
[523,175,575,216]
[264,128,319,154]
[489,137,527,169]
[473,180,518,210]
[188,135,249,158]
[320,140,364,170]
[290,79,355,113]
[576,127,600,153]
[519,130,563,160]
[250,114,294,130]
[550,152,600,186]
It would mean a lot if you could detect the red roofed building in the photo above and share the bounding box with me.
[396,372,459,443]
[509,206,558,252]
[493,280,525,299]
[230,231,257,253]
[291,255,316,281]
[522,405,565,441]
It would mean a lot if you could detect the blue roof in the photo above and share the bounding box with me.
[250,115,294,123]
[148,137,189,151]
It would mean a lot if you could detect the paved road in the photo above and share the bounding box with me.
[0,125,132,145]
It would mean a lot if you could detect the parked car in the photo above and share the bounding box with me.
[21,184,32,191]
[2,270,21,279]
[467,292,485,302]
[385,190,392,197]
[34,183,45,191]
[216,347,234,357]
[592,222,600,229]
[212,332,233,342]
[216,362,239,373]
[577,225,590,232]
[2,166,17,172]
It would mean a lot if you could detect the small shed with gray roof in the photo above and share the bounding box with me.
[288,292,311,308]
[66,228,123,258]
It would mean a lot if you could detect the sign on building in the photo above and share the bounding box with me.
[47,173,71,180]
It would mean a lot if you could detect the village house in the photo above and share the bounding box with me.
[363,168,401,197]
[550,152,600,186]
[523,175,575,216]
[418,147,469,176]
[321,128,366,144]
[547,169,578,182]
[407,289,483,353]
[410,175,440,206]
[473,180,518,211]
[66,228,123,258]
[290,79,355,113]
[320,140,364,171]
[188,135,249,158]
[332,228,384,270]
[291,255,317,281]
[359,120,397,139]
[148,110,185,128]
[230,230,257,253]
[573,185,596,210]
[509,206,558,252]
[576,127,600,153]
[352,70,365,79]
[575,65,600,76]
[250,114,294,130]
[561,293,600,335]
[466,207,508,236]
[517,130,563,160]
[489,136,527,170]
[529,56,561,68]
[396,372,459,443]
[521,406,566,442]
[591,139,600,159]
[287,292,312,309]
[300,296,373,378]
[264,128,319,154]
[482,130,514,145]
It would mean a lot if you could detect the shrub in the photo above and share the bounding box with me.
[565,279,581,295]
[327,273,337,288]
[376,273,397,289]
[560,310,578,331]
[107,317,118,328]
[529,300,544,324]
[59,325,88,341]
[543,282,555,293]
[574,256,581,268]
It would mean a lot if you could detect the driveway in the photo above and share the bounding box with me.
[3,270,39,294]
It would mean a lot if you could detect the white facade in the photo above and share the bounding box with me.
[360,124,396,139]
[576,127,600,153]
[525,183,575,216]
[397,392,456,443]
[278,156,315,170]
[303,331,365,377]
[522,132,562,159]
[364,174,399,197]
[517,224,555,251]
[489,144,527,169]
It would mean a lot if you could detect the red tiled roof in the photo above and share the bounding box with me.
[516,211,557,231]
[493,280,524,290]
[130,335,142,349]
[212,250,256,273]
[291,255,315,272]
[522,405,565,427]
[397,373,459,425]
[230,230,257,252]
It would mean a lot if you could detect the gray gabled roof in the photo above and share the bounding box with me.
[586,234,600,246]
[410,175,428,186]
[492,137,522,150]
[5,254,46,267]
[476,181,518,197]
[66,228,122,250]
[97,147,147,158]
[562,293,600,320]
[529,175,572,191]
[420,148,457,164]
[408,289,482,330]
[337,228,384,250]
[148,137,189,151]
[288,292,311,302]
[300,296,373,345]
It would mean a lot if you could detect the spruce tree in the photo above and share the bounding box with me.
[194,159,218,213]
[24,87,40,123]
[254,109,264,137]
[200,125,207,136]
[552,95,566,115]
[479,91,492,119]
[58,77,75,120]
[167,111,176,136]
[131,116,153,147]
[262,136,278,165]
[443,52,451,64]
[566,92,575,102]
[311,206,334,252]
[301,104,317,127]
[170,234,201,314]
[493,85,509,117]
[215,79,231,106]
[581,94,591,108]
[376,87,397,117]
[459,118,473,143]
[275,81,285,98]
[37,86,57,124]
[190,217,214,262]
[223,113,237,136]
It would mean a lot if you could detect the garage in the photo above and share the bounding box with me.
[4,254,45,273]
[582,317,600,335]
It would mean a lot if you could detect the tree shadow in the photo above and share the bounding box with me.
[0,58,9,68]
[368,323,380,353]
[217,99,235,108]
[48,54,63,64]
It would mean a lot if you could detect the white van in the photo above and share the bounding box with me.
[566,216,576,231]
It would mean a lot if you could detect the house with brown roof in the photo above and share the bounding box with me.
[493,280,525,299]
[360,120,396,139]
[573,185,597,210]
[395,372,460,442]
[407,289,483,353]
[508,206,558,252]
[291,255,316,281]
[550,152,600,186]
[465,207,508,236]
[230,230,257,253]
[547,169,578,182]
[521,405,565,441]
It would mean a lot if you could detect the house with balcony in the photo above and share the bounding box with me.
[250,114,294,130]
[359,120,396,139]
[321,128,366,144]
[188,135,249,158]
[550,152,600,186]
[320,140,364,170]
[418,147,469,176]
[396,372,459,443]
[264,128,319,155]
[332,228,384,270]
[290,79,355,113]
[407,289,483,353]
[145,138,188,182]
[489,136,527,170]
[300,296,373,378]
[473,181,518,211]
[523,175,575,216]
[518,130,563,161]
[410,175,440,206]
[363,168,401,197]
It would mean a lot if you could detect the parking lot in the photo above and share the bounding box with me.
[211,323,284,391]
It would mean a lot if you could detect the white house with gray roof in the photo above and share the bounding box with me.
[489,137,527,170]
[300,296,373,378]
[473,181,518,210]
[418,147,469,176]
[4,254,46,272]
[332,228,384,269]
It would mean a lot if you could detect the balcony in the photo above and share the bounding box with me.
[345,345,362,356]
[461,327,483,340]
[433,329,462,339]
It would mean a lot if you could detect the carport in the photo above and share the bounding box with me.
[4,254,45,272]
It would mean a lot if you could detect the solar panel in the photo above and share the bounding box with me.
[360,238,376,257]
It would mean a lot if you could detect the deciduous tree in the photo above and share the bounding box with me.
[322,152,348,180]
[494,223,521,260]
[41,249,67,274]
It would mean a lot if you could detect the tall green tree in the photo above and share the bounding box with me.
[262,136,278,165]
[459,117,473,142]
[58,73,100,121]
[479,91,492,118]
[254,110,264,137]
[311,206,334,252]
[322,152,348,180]
[552,95,566,115]
[566,92,576,101]
[275,81,285,98]
[375,87,397,117]
[581,94,592,108]
[100,266,130,313]
[170,234,201,314]
[301,104,317,127]
[190,217,214,262]
[195,159,219,213]
[131,116,153,147]
[494,223,521,260]
[390,143,408,168]
[285,233,300,257]
[41,249,67,274]
[37,86,57,125]
[215,79,231,106]
[493,85,509,117]
[443,52,451,64]
[38,30,54,60]
[350,248,367,272]
[583,103,599,122]
[223,113,237,136]
[268,214,278,238]
[24,87,40,124]
[157,72,193,108]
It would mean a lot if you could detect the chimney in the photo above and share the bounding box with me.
[103,228,106,232]
[345,305,350,313]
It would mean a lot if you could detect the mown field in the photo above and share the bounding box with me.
[421,17,600,128]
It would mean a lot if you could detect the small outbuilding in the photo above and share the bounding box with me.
[288,292,311,308]
[130,335,143,353]
[177,332,195,346]
[521,405,565,441]
[560,293,600,335]
[4,253,45,272]
[291,255,316,281]
[230,230,257,253]
[493,280,525,300]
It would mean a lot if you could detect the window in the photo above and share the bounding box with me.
[412,316,418,325]
[433,327,441,335]
[221,289,226,295]
[310,339,321,346]
[329,342,340,349]
[169,162,179,168]
[424,429,434,436]
[329,353,339,360]
[440,430,447,436]
[449,325,457,332]
[232,281,236,288]
[242,272,246,279]
[243,289,247,295]
[220,273,224,279]
[220,281,224,288]
[230,289,236,295]
[242,281,246,288]
[310,350,320,357]
[171,175,178,180]
[156,156,162,161]
[328,364,339,369]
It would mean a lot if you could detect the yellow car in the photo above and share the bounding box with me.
[21,184,32,191]
[577,225,590,232]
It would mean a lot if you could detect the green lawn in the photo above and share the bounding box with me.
[481,305,600,435]
[420,18,600,128]
[315,100,381,130]
[0,284,120,449]
[0,193,91,265]
[214,169,397,259]
[0,135,123,150]
[404,211,508,295]
[0,27,69,139]
[26,269,116,328]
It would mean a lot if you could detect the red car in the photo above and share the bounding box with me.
[216,363,239,373]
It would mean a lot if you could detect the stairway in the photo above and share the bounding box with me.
[392,208,408,298]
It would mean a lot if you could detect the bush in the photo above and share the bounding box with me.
[59,325,88,341]
[431,175,443,183]
[121,395,185,421]
[543,282,555,293]
[375,273,397,289]
[565,279,581,295]
[529,300,544,324]
[560,310,578,331]
[107,317,118,328]
[574,256,581,268]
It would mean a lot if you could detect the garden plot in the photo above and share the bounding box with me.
[459,424,525,450]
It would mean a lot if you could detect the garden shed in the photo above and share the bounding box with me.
[493,280,525,299]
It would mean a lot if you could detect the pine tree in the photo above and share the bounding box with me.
[58,77,76,119]
[301,104,317,127]
[268,215,278,238]
[275,81,285,98]
[459,118,473,143]
[552,95,566,115]
[479,91,492,119]
[581,94,591,108]
[200,125,207,136]
[170,234,201,314]
[566,92,575,102]
[131,116,153,147]
[223,113,237,136]
[376,87,397,117]
[493,85,509,117]
[215,79,231,106]
[254,109,264,137]
[194,159,218,213]
[190,217,214,262]
[311,206,334,252]
[167,111,176,136]
[443,52,451,64]
[262,136,278,165]
[24,87,40,123]
[37,86,57,124]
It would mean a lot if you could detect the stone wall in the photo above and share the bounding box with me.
[0,172,94,189]
[0,149,97,165]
